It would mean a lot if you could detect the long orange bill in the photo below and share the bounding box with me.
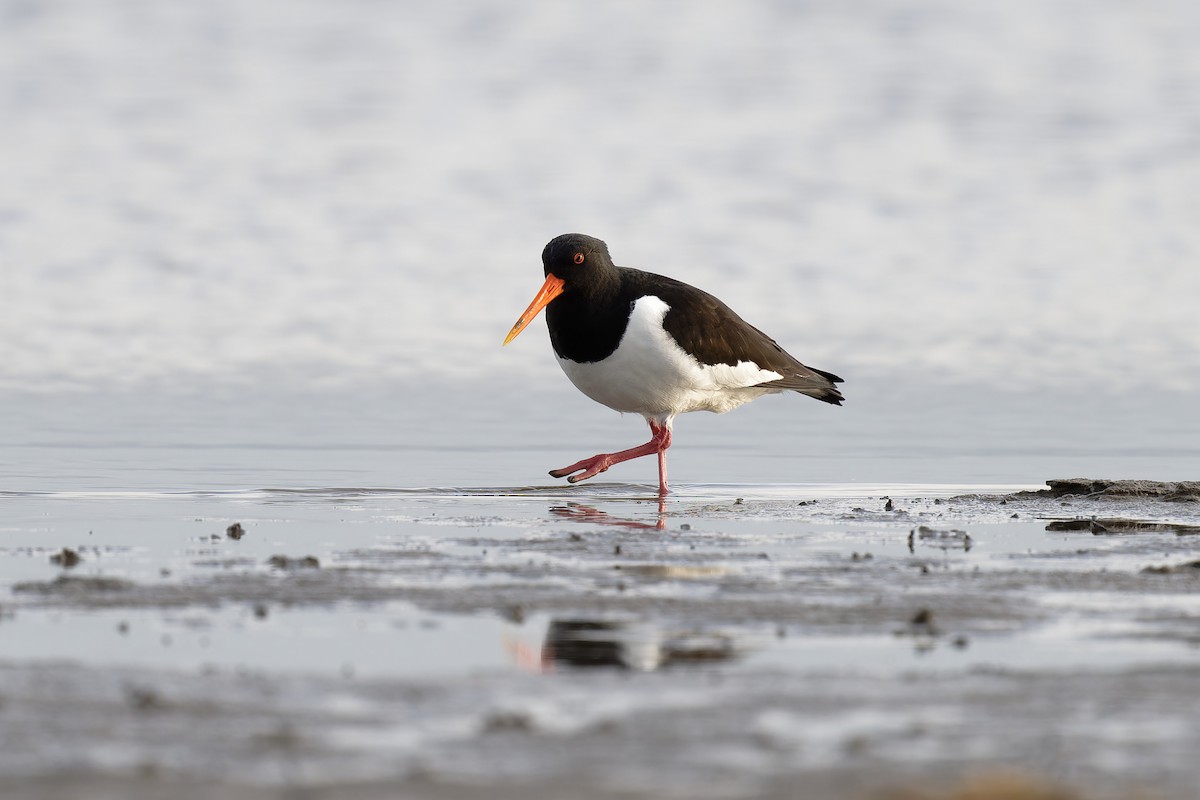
[503,273,565,345]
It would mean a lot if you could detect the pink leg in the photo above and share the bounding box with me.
[657,434,669,496]
[550,420,673,494]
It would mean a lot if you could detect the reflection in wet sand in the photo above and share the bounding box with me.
[550,501,667,531]
[516,619,742,672]
[506,618,742,673]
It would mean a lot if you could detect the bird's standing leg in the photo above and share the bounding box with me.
[549,419,673,493]
[651,420,671,497]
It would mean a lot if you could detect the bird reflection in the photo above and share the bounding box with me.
[549,501,667,531]
[510,618,740,672]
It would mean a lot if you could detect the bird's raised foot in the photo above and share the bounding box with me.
[548,454,613,483]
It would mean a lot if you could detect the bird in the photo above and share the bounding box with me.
[503,233,843,496]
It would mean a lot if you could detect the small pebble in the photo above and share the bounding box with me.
[50,548,81,568]
[267,555,321,570]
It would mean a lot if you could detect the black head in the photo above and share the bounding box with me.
[503,233,620,346]
[541,233,617,283]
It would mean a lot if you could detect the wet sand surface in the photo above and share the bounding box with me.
[4,480,1199,800]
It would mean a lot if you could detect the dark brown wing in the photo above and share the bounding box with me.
[625,269,845,406]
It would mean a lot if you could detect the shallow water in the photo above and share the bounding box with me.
[6,379,1200,491]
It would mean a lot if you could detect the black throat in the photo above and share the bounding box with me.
[545,269,632,364]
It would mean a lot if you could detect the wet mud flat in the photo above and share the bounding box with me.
[2,479,1199,800]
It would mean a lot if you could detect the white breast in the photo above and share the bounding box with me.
[556,295,784,422]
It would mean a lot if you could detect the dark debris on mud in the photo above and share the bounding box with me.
[1016,478,1200,502]
[1045,518,1200,535]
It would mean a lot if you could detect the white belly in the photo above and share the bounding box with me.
[556,296,784,422]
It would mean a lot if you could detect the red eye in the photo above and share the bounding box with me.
[573,252,585,265]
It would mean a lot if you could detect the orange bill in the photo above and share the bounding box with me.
[503,273,565,345]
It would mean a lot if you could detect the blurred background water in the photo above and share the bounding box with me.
[2,0,1198,487]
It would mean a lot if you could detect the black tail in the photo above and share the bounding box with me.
[812,367,843,384]
[766,365,845,406]
[809,367,844,405]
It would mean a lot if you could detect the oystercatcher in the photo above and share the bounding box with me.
[504,233,843,495]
